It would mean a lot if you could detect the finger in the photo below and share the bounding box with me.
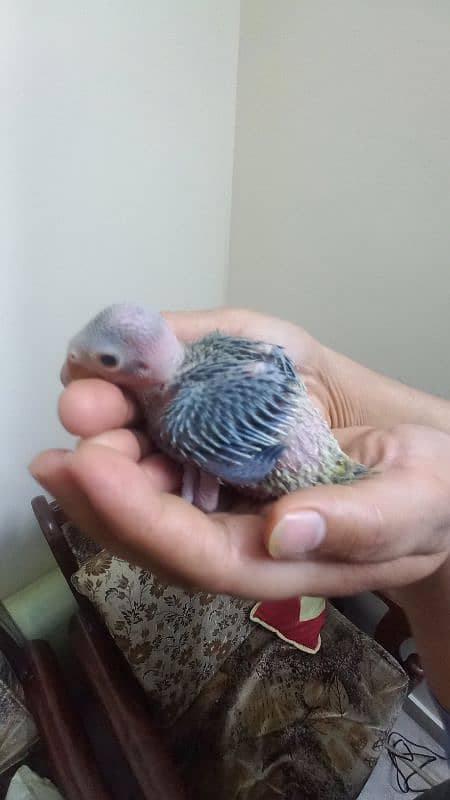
[29,448,443,598]
[332,426,401,470]
[28,449,180,584]
[162,307,309,353]
[61,442,249,590]
[263,464,441,566]
[263,425,439,564]
[139,453,182,494]
[30,447,442,599]
[78,428,151,461]
[59,379,141,437]
[29,448,120,552]
[76,429,182,492]
[332,426,376,464]
[65,445,443,596]
[31,442,179,496]
[162,308,250,343]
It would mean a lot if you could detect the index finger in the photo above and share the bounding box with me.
[162,308,250,342]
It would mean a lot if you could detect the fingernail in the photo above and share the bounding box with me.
[269,511,326,559]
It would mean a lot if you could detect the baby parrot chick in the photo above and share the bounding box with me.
[66,303,368,513]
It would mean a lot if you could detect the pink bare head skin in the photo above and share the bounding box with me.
[66,303,183,389]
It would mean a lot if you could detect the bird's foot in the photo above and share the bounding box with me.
[181,465,220,512]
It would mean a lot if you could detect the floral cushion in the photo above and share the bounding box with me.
[0,653,38,776]
[73,549,408,799]
[72,551,254,724]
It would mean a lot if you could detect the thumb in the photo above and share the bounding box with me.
[264,465,437,566]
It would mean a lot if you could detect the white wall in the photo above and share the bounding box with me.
[0,1,240,598]
[3,2,450,599]
[229,1,450,398]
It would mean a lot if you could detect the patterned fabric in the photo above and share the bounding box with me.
[72,552,254,724]
[73,550,408,799]
[0,653,38,776]
[169,618,407,800]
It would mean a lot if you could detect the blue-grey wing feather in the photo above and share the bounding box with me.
[160,336,300,485]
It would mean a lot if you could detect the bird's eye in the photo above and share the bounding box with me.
[99,354,119,368]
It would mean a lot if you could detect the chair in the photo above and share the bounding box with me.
[31,495,412,800]
[0,622,110,799]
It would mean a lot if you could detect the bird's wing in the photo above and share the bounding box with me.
[160,356,299,485]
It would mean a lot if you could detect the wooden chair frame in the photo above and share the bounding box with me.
[31,495,187,800]
[0,625,110,800]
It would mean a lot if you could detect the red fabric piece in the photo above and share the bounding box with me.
[250,597,326,653]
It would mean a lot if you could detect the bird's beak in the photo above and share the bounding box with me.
[60,360,71,386]
[60,357,98,385]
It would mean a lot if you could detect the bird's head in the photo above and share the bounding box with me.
[65,303,183,389]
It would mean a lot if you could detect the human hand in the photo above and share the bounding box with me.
[30,308,450,600]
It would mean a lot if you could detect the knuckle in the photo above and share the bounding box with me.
[218,307,255,335]
[371,427,403,467]
[358,504,386,560]
[340,503,387,563]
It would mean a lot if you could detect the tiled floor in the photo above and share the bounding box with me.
[358,707,449,799]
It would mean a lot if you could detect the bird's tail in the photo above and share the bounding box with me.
[332,456,372,484]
